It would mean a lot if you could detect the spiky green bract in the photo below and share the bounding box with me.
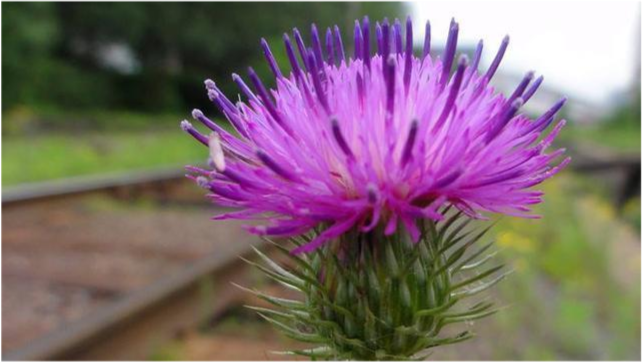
[240,213,511,360]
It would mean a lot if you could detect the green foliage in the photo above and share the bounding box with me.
[2,108,192,135]
[491,175,641,360]
[2,129,204,186]
[555,291,599,355]
[606,98,641,128]
[557,102,641,152]
[2,2,59,109]
[240,215,507,360]
[2,2,406,115]
[40,60,118,110]
[622,197,641,232]
[149,340,185,361]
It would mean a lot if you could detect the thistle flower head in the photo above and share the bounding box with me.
[183,17,569,254]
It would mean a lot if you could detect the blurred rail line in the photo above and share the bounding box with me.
[2,146,639,360]
[567,142,641,208]
[2,166,190,206]
[4,239,263,361]
[2,167,268,360]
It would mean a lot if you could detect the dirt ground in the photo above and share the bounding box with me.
[2,184,249,353]
[4,180,639,360]
[180,331,303,361]
[177,322,498,361]
[170,212,641,361]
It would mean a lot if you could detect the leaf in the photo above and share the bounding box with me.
[231,283,306,310]
[441,223,494,258]
[458,251,497,271]
[442,308,503,325]
[258,313,327,343]
[262,236,317,274]
[451,242,495,274]
[244,305,309,320]
[441,301,494,319]
[272,346,334,358]
[426,330,475,347]
[439,217,472,250]
[251,246,298,280]
[436,210,462,238]
[239,256,304,291]
[452,270,513,298]
[414,297,459,319]
[449,264,505,291]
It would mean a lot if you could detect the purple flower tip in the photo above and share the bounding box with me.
[192,109,204,119]
[207,89,218,101]
[196,176,210,189]
[204,79,216,89]
[512,97,524,109]
[458,54,469,66]
[180,120,192,132]
[182,16,569,253]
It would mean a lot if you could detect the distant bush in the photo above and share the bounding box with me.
[1,107,40,135]
[606,101,641,128]
[622,197,641,233]
[39,60,117,109]
[114,71,184,113]
[2,2,59,110]
[2,2,405,124]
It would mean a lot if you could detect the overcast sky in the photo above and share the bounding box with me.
[412,0,640,106]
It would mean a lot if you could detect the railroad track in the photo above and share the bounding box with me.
[2,166,190,206]
[3,146,638,360]
[4,239,263,360]
[2,167,268,360]
[567,142,641,208]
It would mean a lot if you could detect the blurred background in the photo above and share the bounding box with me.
[2,1,640,360]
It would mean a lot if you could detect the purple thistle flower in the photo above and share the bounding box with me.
[182,17,569,254]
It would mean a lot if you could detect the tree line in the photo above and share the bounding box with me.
[2,2,403,115]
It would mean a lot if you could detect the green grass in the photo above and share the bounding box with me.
[149,340,185,361]
[490,174,641,360]
[556,103,641,152]
[558,122,641,152]
[622,197,642,232]
[2,106,187,134]
[176,174,639,360]
[2,130,206,186]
